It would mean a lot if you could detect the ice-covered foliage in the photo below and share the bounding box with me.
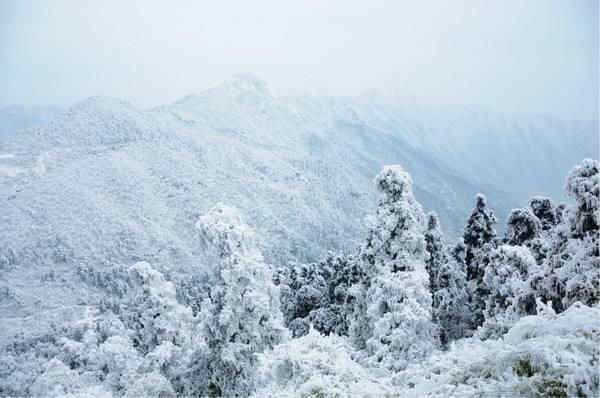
[463,193,498,279]
[433,249,471,345]
[395,302,599,398]
[480,245,537,338]
[277,253,361,337]
[123,262,194,354]
[504,208,541,246]
[528,159,599,314]
[193,204,287,396]
[277,262,329,337]
[355,165,437,371]
[530,196,559,231]
[564,158,599,236]
[424,211,447,294]
[255,326,392,397]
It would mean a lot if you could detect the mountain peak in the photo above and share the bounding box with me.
[231,73,269,89]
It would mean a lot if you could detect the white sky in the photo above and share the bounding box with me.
[0,0,598,119]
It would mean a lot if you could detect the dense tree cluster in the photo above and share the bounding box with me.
[5,159,598,397]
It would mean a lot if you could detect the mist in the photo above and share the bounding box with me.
[0,0,598,119]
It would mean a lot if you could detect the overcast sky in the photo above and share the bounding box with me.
[0,0,598,119]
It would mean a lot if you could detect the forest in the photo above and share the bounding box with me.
[2,158,597,397]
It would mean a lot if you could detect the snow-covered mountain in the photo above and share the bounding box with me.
[0,105,63,137]
[0,74,596,333]
[0,74,598,397]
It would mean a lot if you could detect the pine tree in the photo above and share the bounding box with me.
[480,245,537,338]
[530,196,558,231]
[191,204,286,397]
[353,165,437,371]
[424,211,447,295]
[463,194,497,281]
[528,160,599,313]
[124,262,194,355]
[432,254,471,345]
[504,208,541,246]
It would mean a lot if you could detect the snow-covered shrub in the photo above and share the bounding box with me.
[394,302,599,397]
[354,165,437,371]
[191,204,287,396]
[255,326,392,397]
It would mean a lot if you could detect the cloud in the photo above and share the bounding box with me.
[0,0,597,119]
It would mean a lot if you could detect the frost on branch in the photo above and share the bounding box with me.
[353,165,437,371]
[192,204,287,396]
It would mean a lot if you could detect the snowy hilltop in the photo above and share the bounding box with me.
[0,75,598,397]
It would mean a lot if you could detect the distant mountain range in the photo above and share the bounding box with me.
[0,74,597,335]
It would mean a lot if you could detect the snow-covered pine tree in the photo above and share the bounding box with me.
[276,252,364,337]
[424,211,447,295]
[191,204,287,396]
[353,165,437,371]
[480,245,537,338]
[463,194,498,281]
[528,159,599,313]
[276,262,329,337]
[564,158,599,237]
[124,262,194,355]
[529,196,559,231]
[432,250,471,345]
[460,194,498,332]
[309,253,362,336]
[504,208,541,246]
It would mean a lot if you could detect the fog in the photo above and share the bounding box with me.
[0,0,597,119]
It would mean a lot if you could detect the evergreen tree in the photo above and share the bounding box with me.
[124,262,194,355]
[480,245,537,338]
[353,165,437,371]
[528,159,599,314]
[424,211,447,295]
[529,196,558,231]
[504,208,541,246]
[191,204,286,397]
[463,194,497,281]
[432,254,471,345]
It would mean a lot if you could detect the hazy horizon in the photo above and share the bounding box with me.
[1,0,598,120]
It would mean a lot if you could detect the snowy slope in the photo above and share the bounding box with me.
[0,74,595,338]
[345,90,598,204]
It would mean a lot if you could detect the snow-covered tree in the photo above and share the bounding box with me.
[124,262,194,355]
[353,165,437,371]
[276,262,329,337]
[564,158,599,237]
[528,159,599,314]
[504,207,541,246]
[276,252,362,337]
[191,204,287,396]
[529,196,558,231]
[432,255,471,345]
[424,211,447,295]
[463,194,497,281]
[480,245,537,338]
